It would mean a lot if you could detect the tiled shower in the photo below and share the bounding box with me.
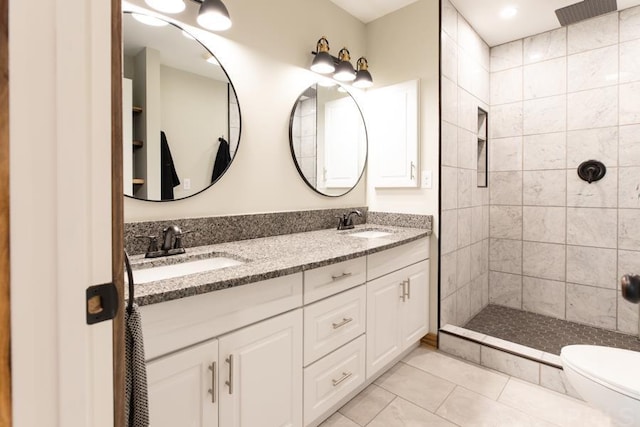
[440,0,640,352]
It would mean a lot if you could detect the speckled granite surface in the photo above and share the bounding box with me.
[125,207,368,255]
[129,224,431,306]
[368,212,433,229]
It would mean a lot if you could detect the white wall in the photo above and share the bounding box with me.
[123,0,368,221]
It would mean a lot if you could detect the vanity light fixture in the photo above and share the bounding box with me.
[310,37,335,74]
[143,0,232,31]
[310,37,372,87]
[353,57,373,88]
[333,48,356,82]
[145,0,186,14]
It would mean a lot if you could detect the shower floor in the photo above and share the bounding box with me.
[464,304,640,355]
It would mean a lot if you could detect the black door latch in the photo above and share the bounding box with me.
[86,282,118,324]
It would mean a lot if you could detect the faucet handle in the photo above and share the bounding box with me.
[173,230,192,249]
[135,235,159,252]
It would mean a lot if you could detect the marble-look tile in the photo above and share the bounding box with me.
[619,209,640,250]
[440,250,457,298]
[490,205,522,240]
[619,81,640,125]
[567,245,617,289]
[439,333,481,364]
[619,167,640,208]
[481,336,544,361]
[490,238,522,274]
[457,208,472,249]
[480,347,540,384]
[458,168,472,208]
[489,136,522,172]
[457,127,476,170]
[338,384,394,426]
[441,31,458,83]
[482,205,490,239]
[567,167,618,208]
[490,171,522,205]
[567,86,618,130]
[457,246,471,288]
[441,166,457,211]
[567,12,618,55]
[566,283,617,329]
[522,242,566,282]
[318,412,359,427]
[567,207,617,248]
[439,324,487,342]
[619,124,640,166]
[523,207,566,244]
[440,293,456,327]
[619,39,640,83]
[456,283,471,324]
[368,397,456,427]
[403,347,508,399]
[374,362,455,412]
[541,352,562,368]
[470,241,483,280]
[568,45,618,92]
[522,276,566,319]
[499,378,613,427]
[440,210,458,254]
[523,95,566,135]
[481,271,489,306]
[524,27,566,64]
[539,365,582,399]
[489,271,522,309]
[523,170,566,206]
[523,57,566,100]
[471,205,483,244]
[617,249,640,335]
[458,15,488,69]
[523,132,566,170]
[441,120,457,167]
[481,240,489,274]
[566,126,618,168]
[441,0,457,41]
[441,77,458,125]
[491,40,523,72]
[491,102,523,138]
[491,67,522,105]
[470,276,483,316]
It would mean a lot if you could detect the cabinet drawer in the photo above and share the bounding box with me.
[304,256,366,304]
[303,335,366,426]
[367,237,429,281]
[303,285,366,366]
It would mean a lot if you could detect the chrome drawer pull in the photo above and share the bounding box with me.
[331,272,352,281]
[332,371,353,387]
[406,279,411,299]
[399,282,406,301]
[332,317,353,329]
[208,362,216,403]
[225,355,234,395]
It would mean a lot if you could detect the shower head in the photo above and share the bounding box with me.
[621,274,640,304]
[555,0,617,26]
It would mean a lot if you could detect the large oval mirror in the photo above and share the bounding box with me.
[122,11,241,201]
[289,84,367,197]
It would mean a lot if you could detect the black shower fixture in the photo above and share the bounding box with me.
[577,160,606,184]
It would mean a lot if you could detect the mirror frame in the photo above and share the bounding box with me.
[122,10,242,203]
[288,84,368,198]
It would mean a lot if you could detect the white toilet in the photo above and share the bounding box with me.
[561,345,640,427]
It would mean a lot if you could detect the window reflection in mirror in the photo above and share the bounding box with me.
[289,84,367,197]
[122,11,241,202]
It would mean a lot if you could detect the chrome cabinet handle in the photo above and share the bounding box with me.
[405,279,411,299]
[225,355,234,395]
[400,282,406,301]
[410,161,415,180]
[208,362,217,403]
[332,317,353,329]
[332,371,353,387]
[331,272,352,281]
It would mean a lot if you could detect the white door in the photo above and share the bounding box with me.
[218,310,303,427]
[147,339,219,427]
[322,97,362,189]
[401,260,430,348]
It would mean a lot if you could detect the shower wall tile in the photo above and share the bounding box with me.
[457,208,472,248]
[489,206,522,240]
[490,102,523,138]
[567,45,618,92]
[619,209,640,250]
[458,168,473,208]
[566,127,618,168]
[619,81,640,125]
[522,170,566,206]
[482,205,490,240]
[524,27,566,64]
[490,40,522,72]
[489,171,522,205]
[522,207,566,244]
[617,249,640,334]
[567,207,617,248]
[480,347,540,384]
[489,238,522,274]
[567,167,617,208]
[619,167,640,208]
[457,245,472,288]
[566,283,617,330]
[456,283,471,324]
[441,0,458,41]
[441,77,458,125]
[567,12,618,55]
[522,242,566,282]
[439,333,481,364]
[441,293,456,327]
[489,271,522,309]
[457,127,476,169]
[567,86,618,130]
[440,210,458,255]
[620,5,640,42]
[471,205,483,244]
[442,31,458,83]
[441,250,457,298]
[470,241,483,280]
[441,166,458,211]
[523,57,566,100]
[523,132,566,170]
[458,89,479,132]
[523,95,566,135]
[489,136,522,172]
[481,272,489,307]
[566,246,617,289]
[619,124,640,166]
[619,39,640,83]
[441,121,458,167]
[491,68,522,105]
[458,15,489,70]
[522,277,566,319]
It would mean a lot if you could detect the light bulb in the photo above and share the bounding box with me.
[144,0,186,14]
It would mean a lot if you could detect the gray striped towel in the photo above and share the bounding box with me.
[125,303,150,427]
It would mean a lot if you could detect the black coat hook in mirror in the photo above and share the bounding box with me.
[577,160,606,184]
[621,274,640,304]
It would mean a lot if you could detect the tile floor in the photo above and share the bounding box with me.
[320,346,614,427]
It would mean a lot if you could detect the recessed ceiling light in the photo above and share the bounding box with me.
[500,6,518,19]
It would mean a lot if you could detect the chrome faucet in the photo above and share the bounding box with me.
[162,225,183,251]
[337,209,362,230]
[136,224,189,258]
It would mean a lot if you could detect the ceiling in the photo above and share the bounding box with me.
[329,0,419,23]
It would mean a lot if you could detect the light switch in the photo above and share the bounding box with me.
[183,178,191,190]
[421,170,432,189]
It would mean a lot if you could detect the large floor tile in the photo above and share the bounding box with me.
[368,397,456,427]
[338,384,394,426]
[498,378,614,427]
[436,386,556,427]
[403,347,508,399]
[374,362,455,412]
[318,412,359,427]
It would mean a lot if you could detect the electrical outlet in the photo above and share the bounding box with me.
[421,170,432,189]
[184,178,191,190]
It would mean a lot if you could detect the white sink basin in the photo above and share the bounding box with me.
[132,256,244,284]
[348,230,392,239]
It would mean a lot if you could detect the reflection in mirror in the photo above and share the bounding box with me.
[289,84,367,197]
[122,11,241,202]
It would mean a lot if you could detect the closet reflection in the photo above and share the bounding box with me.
[123,11,241,202]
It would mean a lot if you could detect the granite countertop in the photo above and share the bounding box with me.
[129,224,431,306]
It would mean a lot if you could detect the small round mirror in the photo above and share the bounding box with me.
[289,84,367,197]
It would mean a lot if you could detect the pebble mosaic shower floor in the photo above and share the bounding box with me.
[464,305,640,355]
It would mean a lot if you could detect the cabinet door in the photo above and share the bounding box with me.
[401,260,430,349]
[366,270,404,379]
[218,309,303,427]
[147,339,218,427]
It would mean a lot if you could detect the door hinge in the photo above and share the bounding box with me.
[86,282,118,324]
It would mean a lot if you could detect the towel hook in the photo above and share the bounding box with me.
[124,249,135,314]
